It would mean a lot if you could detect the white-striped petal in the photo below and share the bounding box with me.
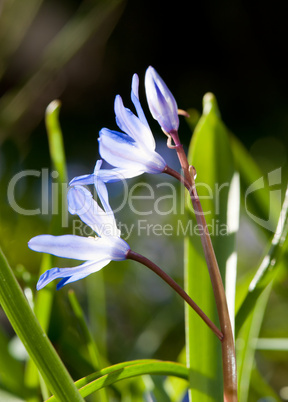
[28,234,129,261]
[36,259,111,290]
[99,129,166,174]
[67,186,119,237]
[130,74,150,128]
[114,95,155,151]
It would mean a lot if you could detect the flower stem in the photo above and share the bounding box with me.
[164,149,238,401]
[126,250,223,341]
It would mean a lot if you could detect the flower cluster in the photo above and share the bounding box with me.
[29,66,180,289]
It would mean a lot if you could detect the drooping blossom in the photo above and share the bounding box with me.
[98,73,166,176]
[29,185,130,290]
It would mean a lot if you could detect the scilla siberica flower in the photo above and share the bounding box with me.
[98,73,167,176]
[28,185,130,290]
[145,66,179,134]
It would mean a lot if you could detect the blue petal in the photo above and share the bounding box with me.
[145,66,179,133]
[93,162,111,214]
[114,95,155,151]
[36,259,111,290]
[67,186,120,237]
[28,234,126,260]
[69,173,95,187]
[99,129,166,174]
[70,168,139,186]
[97,168,142,182]
[131,73,149,128]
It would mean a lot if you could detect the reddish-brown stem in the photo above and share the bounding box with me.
[164,138,238,401]
[127,250,223,341]
[169,130,191,184]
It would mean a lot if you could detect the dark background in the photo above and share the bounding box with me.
[1,0,288,167]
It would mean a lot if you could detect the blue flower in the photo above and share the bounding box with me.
[28,185,130,290]
[98,74,166,176]
[145,66,179,134]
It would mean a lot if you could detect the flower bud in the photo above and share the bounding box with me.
[145,66,179,134]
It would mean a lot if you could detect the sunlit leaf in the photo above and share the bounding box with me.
[236,186,288,334]
[46,360,189,401]
[236,284,272,402]
[185,93,238,400]
[0,248,84,401]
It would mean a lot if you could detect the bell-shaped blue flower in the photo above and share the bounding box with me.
[98,74,166,176]
[28,185,130,290]
[145,66,179,134]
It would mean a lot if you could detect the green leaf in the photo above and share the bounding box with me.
[236,186,288,335]
[236,284,272,402]
[24,100,68,401]
[46,360,189,401]
[0,248,85,402]
[185,93,239,401]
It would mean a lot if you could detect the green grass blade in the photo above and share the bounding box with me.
[24,100,68,400]
[236,186,288,334]
[46,360,189,401]
[0,248,85,402]
[45,100,67,188]
[237,284,272,402]
[185,93,238,401]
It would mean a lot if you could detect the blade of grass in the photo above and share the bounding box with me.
[236,186,288,335]
[46,360,189,401]
[24,100,68,401]
[237,283,272,402]
[0,248,85,402]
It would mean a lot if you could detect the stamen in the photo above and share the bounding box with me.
[178,109,190,118]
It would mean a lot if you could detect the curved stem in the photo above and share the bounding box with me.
[164,147,238,401]
[126,250,223,341]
